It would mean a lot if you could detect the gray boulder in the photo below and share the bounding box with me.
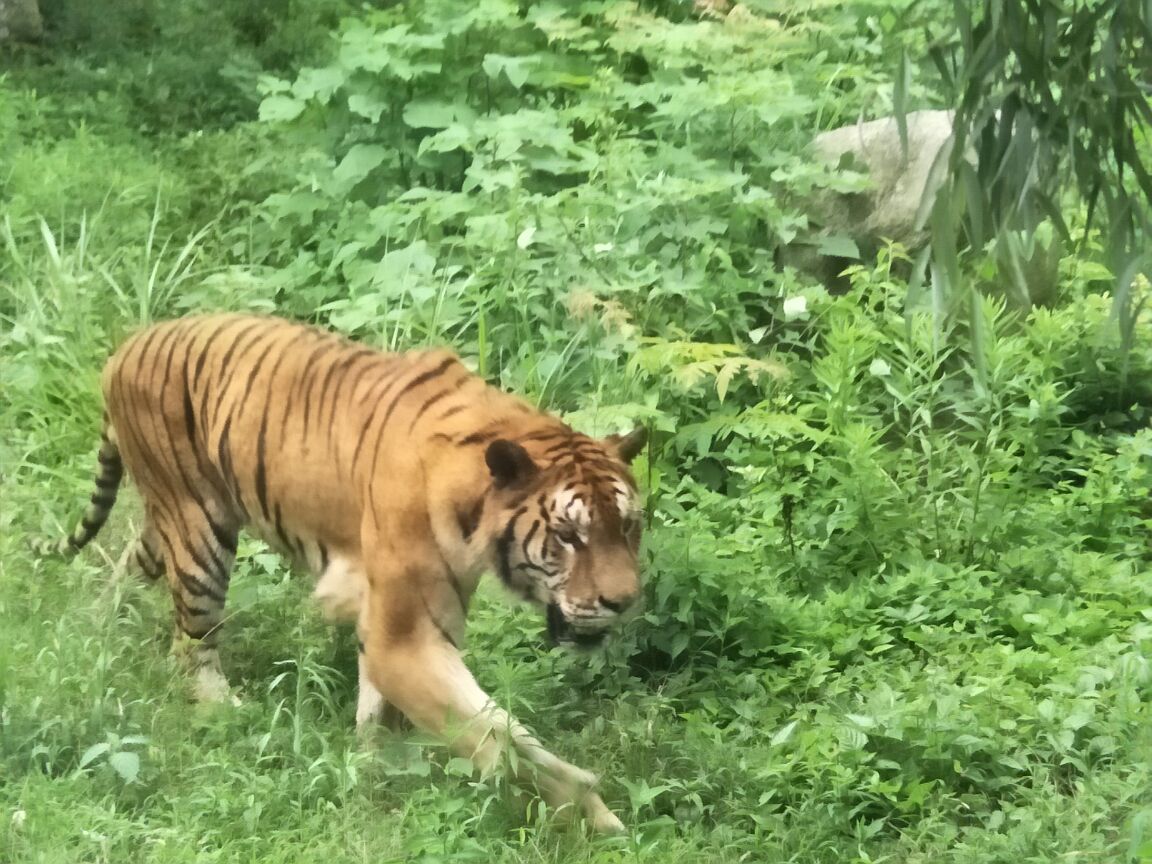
[0,0,44,42]
[783,110,956,289]
[786,109,1060,306]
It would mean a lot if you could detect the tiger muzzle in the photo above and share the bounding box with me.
[546,603,610,649]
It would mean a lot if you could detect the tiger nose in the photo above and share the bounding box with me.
[598,593,637,614]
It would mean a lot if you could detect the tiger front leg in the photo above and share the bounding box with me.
[362,622,625,833]
[358,501,623,832]
[355,638,407,732]
[312,560,406,732]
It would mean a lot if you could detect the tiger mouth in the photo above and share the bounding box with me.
[546,604,607,649]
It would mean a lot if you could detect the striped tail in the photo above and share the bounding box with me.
[34,428,124,557]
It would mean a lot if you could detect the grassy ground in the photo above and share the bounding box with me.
[5,473,1149,864]
[3,251,1150,862]
[3,2,1152,862]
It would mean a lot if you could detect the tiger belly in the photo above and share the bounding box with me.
[312,556,368,622]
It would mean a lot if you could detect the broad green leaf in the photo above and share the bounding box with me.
[333,144,389,188]
[258,95,305,123]
[816,234,860,259]
[482,54,538,90]
[417,124,474,156]
[444,757,474,777]
[292,66,345,102]
[621,778,679,809]
[403,100,476,130]
[263,192,329,224]
[338,24,417,73]
[770,720,798,746]
[348,93,389,123]
[371,241,437,293]
[109,751,140,784]
[838,727,869,750]
[78,742,110,769]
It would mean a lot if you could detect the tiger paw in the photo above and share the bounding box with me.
[193,665,241,707]
[580,791,627,835]
[589,807,627,835]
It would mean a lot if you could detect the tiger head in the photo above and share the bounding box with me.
[485,427,648,648]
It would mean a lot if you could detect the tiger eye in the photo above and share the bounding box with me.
[554,525,581,547]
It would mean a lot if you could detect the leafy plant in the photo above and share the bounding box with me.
[924,0,1152,342]
[2,1,1150,861]
[77,734,149,785]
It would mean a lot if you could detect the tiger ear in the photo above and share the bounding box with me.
[486,440,538,489]
[604,426,648,464]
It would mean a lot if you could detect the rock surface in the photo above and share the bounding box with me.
[784,110,957,289]
[0,0,44,42]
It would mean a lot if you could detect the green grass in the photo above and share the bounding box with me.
[3,292,1149,860]
[3,1,1152,861]
[5,497,1148,863]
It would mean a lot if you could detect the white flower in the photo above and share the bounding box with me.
[869,358,892,377]
[516,226,536,249]
[11,809,26,830]
[782,295,808,320]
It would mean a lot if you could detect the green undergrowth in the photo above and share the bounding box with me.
[2,0,1151,861]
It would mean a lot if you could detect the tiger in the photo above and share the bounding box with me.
[38,313,648,833]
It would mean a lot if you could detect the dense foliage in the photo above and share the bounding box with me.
[2,1,1150,862]
[925,0,1152,336]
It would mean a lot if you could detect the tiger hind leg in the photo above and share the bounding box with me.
[134,524,164,581]
[114,520,164,582]
[154,503,240,704]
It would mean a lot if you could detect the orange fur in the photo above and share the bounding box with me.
[47,313,648,832]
